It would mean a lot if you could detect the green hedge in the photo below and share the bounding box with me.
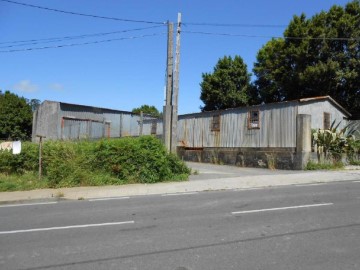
[0,136,190,190]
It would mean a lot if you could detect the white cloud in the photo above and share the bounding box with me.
[13,80,38,93]
[49,83,64,91]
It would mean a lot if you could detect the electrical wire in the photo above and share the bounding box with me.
[0,25,165,48]
[0,32,166,53]
[183,22,287,28]
[0,0,165,25]
[183,30,360,41]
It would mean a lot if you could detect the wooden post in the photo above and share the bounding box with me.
[36,135,46,180]
[139,111,144,136]
[171,13,182,154]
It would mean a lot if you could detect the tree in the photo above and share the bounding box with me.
[132,105,161,118]
[200,55,252,111]
[27,98,41,112]
[0,90,33,140]
[253,0,360,116]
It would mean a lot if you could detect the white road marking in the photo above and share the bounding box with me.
[0,221,135,235]
[232,203,333,215]
[162,192,198,196]
[0,202,58,208]
[89,197,130,202]
[353,180,360,183]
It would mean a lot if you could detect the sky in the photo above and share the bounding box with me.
[0,0,352,114]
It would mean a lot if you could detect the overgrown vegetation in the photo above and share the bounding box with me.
[309,121,360,170]
[0,136,190,191]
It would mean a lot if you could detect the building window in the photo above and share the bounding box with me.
[248,110,260,129]
[151,120,157,135]
[211,115,220,131]
[323,112,331,130]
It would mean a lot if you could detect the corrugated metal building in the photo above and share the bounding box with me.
[32,101,154,141]
[142,96,351,148]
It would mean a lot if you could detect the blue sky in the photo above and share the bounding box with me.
[0,0,351,114]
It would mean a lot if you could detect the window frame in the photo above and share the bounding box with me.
[323,112,331,130]
[211,114,221,131]
[151,120,157,135]
[248,109,260,129]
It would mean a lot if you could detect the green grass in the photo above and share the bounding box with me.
[0,172,48,192]
[349,160,360,166]
[0,136,190,192]
[305,160,345,170]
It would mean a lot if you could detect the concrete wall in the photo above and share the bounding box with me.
[32,101,59,142]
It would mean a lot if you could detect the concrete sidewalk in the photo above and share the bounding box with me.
[1,163,359,204]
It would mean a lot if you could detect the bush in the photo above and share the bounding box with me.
[93,136,190,183]
[0,136,190,190]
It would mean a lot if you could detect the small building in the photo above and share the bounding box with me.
[32,101,154,141]
[143,96,352,169]
[33,96,354,170]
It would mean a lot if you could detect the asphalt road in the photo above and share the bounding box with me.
[1,180,360,270]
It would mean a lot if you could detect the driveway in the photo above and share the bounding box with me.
[187,161,307,181]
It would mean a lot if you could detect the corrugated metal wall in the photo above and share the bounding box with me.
[32,102,151,140]
[142,119,163,136]
[177,102,297,148]
[298,100,348,130]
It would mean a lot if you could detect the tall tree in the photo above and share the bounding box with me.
[132,105,161,118]
[0,90,33,140]
[200,55,252,111]
[253,0,360,116]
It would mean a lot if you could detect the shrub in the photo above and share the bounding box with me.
[0,136,190,190]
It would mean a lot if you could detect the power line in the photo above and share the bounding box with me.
[183,22,287,28]
[0,32,166,53]
[0,25,165,48]
[183,30,360,41]
[0,0,165,25]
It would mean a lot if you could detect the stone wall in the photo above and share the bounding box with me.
[178,147,299,170]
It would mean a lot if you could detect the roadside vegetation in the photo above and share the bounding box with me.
[306,122,360,170]
[0,136,190,192]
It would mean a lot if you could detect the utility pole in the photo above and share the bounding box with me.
[163,21,174,151]
[171,13,181,154]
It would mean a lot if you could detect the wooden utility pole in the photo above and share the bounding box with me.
[171,13,181,153]
[163,21,174,151]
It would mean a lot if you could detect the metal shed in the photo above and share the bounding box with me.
[32,101,154,141]
[141,96,351,148]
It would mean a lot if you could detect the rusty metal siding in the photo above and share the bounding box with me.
[298,100,347,130]
[57,103,145,139]
[141,119,163,136]
[177,102,297,148]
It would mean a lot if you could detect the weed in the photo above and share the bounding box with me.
[0,136,190,191]
[54,191,64,198]
[305,160,344,170]
[265,153,276,170]
[192,170,199,175]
